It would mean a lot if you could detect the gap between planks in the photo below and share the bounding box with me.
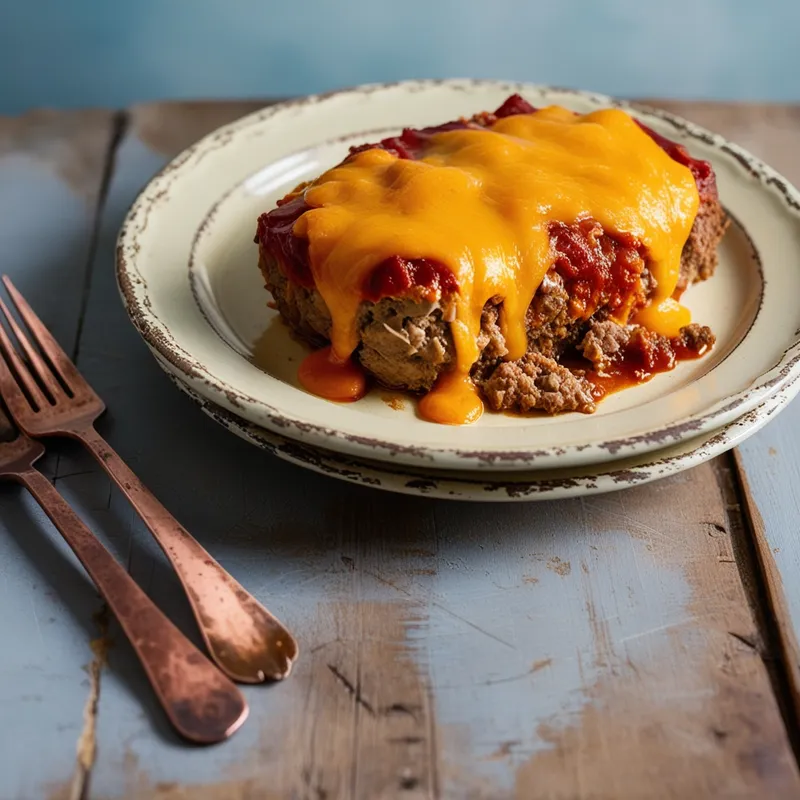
[724,450,800,762]
[646,96,800,775]
[42,98,800,798]
[71,110,129,364]
[64,108,130,800]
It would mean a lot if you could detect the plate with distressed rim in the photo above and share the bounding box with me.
[163,356,793,502]
[117,79,800,472]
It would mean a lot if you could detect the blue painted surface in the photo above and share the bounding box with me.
[1,0,799,113]
[2,102,800,797]
[0,144,111,800]
[70,116,793,796]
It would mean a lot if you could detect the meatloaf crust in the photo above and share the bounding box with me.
[257,98,729,415]
[259,194,726,415]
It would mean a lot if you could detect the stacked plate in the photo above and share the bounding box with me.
[117,81,800,502]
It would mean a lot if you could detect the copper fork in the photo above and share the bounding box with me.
[0,276,298,682]
[0,404,248,743]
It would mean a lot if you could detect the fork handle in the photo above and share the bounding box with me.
[16,467,248,744]
[73,425,296,683]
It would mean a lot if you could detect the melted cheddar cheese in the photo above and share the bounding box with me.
[291,106,700,424]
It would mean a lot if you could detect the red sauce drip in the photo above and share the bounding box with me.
[635,122,717,201]
[255,94,716,303]
[583,329,712,401]
[348,119,472,161]
[256,196,315,288]
[362,255,459,302]
[493,94,537,118]
[549,220,647,320]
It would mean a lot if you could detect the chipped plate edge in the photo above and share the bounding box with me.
[116,79,800,473]
[160,351,796,503]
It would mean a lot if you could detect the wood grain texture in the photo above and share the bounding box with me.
[130,100,265,157]
[0,108,116,800]
[39,100,798,798]
[653,100,800,747]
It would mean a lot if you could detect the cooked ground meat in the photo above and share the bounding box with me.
[264,257,330,346]
[579,318,716,378]
[675,322,716,351]
[260,198,726,415]
[675,199,729,294]
[470,274,577,384]
[579,320,633,373]
[481,353,596,415]
[258,95,727,416]
[261,195,724,408]
[357,297,454,392]
[525,273,575,357]
[476,301,508,361]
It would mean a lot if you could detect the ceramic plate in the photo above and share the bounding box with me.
[117,80,800,472]
[164,358,793,502]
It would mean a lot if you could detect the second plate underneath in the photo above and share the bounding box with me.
[165,362,790,502]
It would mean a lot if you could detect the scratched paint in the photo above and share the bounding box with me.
[0,160,96,346]
[713,101,800,724]
[15,104,798,798]
[512,477,800,797]
[0,113,114,200]
[736,418,800,648]
[0,489,108,800]
[0,112,116,800]
[418,497,696,792]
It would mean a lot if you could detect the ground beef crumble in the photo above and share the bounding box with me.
[579,319,716,377]
[481,352,597,415]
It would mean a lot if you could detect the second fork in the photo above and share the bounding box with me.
[0,276,298,683]
[0,406,248,743]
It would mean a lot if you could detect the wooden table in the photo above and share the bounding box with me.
[2,100,800,800]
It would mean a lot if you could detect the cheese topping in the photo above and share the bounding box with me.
[291,106,700,423]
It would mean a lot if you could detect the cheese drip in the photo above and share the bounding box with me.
[292,106,700,423]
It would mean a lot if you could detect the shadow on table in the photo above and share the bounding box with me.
[3,350,588,746]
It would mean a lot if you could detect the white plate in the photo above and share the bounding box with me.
[165,358,794,502]
[117,80,800,472]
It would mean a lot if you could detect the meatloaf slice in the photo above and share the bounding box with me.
[259,194,724,414]
[256,96,728,416]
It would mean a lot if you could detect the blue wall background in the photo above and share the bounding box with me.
[1,0,799,113]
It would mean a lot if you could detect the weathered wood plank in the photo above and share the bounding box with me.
[654,99,800,742]
[51,101,800,798]
[0,108,117,800]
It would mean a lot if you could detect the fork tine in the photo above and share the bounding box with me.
[0,313,48,413]
[2,277,80,394]
[0,295,64,402]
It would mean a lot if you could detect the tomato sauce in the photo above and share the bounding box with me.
[361,255,458,303]
[548,220,648,320]
[577,329,713,401]
[256,95,715,303]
